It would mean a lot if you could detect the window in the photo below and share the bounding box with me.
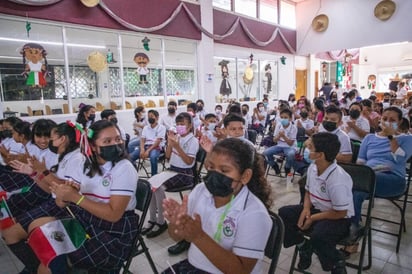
[259,0,278,24]
[280,0,296,29]
[234,0,257,18]
[213,0,231,10]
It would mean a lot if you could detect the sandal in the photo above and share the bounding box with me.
[339,243,359,259]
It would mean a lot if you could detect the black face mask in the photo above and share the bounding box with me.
[99,144,123,162]
[242,109,248,115]
[0,131,3,140]
[48,140,59,154]
[322,121,337,132]
[383,99,390,102]
[2,129,12,138]
[110,118,118,124]
[204,171,234,197]
[197,105,203,111]
[148,118,156,124]
[88,114,96,121]
[168,107,176,114]
[349,109,361,119]
[300,112,308,119]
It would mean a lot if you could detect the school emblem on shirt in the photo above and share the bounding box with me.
[320,182,326,193]
[222,217,235,237]
[102,174,112,187]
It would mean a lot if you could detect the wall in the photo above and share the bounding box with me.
[296,0,412,55]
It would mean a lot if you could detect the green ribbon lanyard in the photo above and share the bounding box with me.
[213,195,234,243]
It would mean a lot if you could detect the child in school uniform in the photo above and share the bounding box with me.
[279,132,354,274]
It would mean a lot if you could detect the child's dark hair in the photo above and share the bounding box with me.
[383,106,403,121]
[134,106,145,119]
[50,122,79,172]
[175,112,193,133]
[13,121,31,141]
[228,102,241,115]
[100,109,116,120]
[187,102,197,113]
[31,119,57,143]
[325,105,343,120]
[168,101,177,107]
[280,108,292,118]
[148,109,159,118]
[215,104,222,110]
[349,102,363,110]
[76,105,95,128]
[212,138,273,209]
[311,132,340,162]
[5,117,22,128]
[399,117,410,133]
[223,113,245,127]
[205,113,217,120]
[85,120,127,177]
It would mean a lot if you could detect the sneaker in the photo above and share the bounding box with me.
[146,222,168,238]
[297,240,313,270]
[331,260,347,274]
[141,220,156,235]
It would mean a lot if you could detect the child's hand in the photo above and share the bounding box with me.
[177,213,204,243]
[297,208,311,229]
[199,135,213,153]
[163,195,188,225]
[9,159,33,175]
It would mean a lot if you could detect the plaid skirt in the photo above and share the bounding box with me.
[67,207,138,272]
[0,169,33,191]
[164,165,194,190]
[161,259,210,274]
[7,184,51,217]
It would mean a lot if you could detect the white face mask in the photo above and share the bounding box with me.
[259,107,264,112]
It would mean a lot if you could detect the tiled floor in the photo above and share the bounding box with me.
[1,171,411,274]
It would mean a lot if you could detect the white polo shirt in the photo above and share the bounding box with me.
[56,148,85,184]
[305,161,354,218]
[319,126,352,155]
[341,115,370,142]
[160,114,177,130]
[273,122,297,147]
[296,118,314,137]
[170,133,199,168]
[142,124,166,148]
[26,142,58,170]
[79,159,138,211]
[1,137,25,154]
[187,184,272,274]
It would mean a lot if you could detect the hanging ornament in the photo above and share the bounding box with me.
[25,13,31,38]
[280,56,286,65]
[142,37,150,51]
[106,49,117,64]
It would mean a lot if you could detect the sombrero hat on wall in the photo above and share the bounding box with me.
[87,51,107,72]
[80,0,100,7]
[311,14,329,32]
[374,0,396,21]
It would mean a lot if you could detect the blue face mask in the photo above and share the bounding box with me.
[383,121,398,131]
[280,118,289,126]
[303,149,313,164]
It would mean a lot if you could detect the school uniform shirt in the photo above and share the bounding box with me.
[200,127,218,145]
[253,110,267,127]
[1,137,25,154]
[319,126,352,155]
[160,114,177,130]
[305,161,354,218]
[56,148,85,184]
[141,124,166,148]
[273,122,297,147]
[170,133,199,168]
[132,119,147,141]
[26,142,59,170]
[296,118,314,137]
[187,184,272,274]
[243,113,252,127]
[341,115,370,142]
[79,159,138,211]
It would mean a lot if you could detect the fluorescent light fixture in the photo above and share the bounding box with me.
[0,37,106,49]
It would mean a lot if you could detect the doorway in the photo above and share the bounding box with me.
[295,69,307,98]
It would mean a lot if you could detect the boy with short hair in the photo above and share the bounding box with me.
[200,113,218,145]
[279,132,354,274]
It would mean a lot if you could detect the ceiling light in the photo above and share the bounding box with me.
[0,37,106,49]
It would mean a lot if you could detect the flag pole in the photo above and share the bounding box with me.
[1,197,15,224]
[65,206,90,239]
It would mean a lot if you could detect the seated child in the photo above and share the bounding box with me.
[279,132,354,274]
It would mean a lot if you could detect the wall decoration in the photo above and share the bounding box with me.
[20,43,48,87]
[142,37,150,51]
[374,0,396,21]
[367,74,376,89]
[240,54,255,99]
[264,63,272,93]
[87,51,107,72]
[311,14,329,32]
[134,52,150,84]
[80,0,99,7]
[218,60,232,96]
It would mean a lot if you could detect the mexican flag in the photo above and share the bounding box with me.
[0,199,14,230]
[28,219,88,266]
[0,186,31,200]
